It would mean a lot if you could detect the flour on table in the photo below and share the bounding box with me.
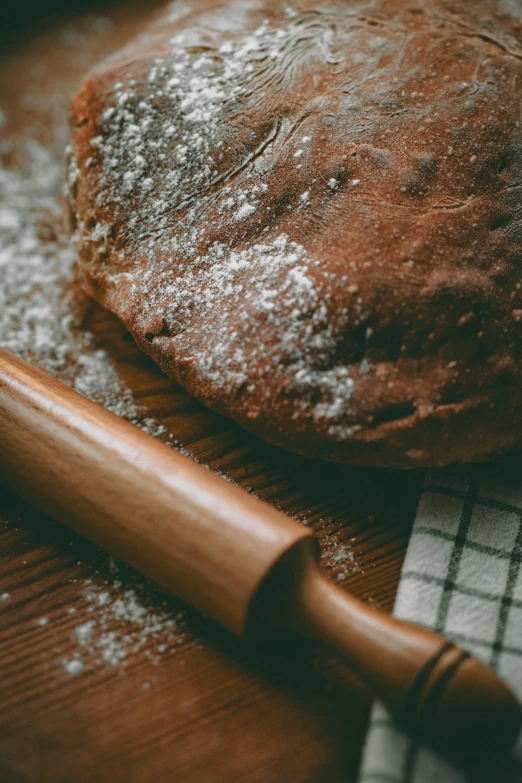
[59,557,186,674]
[320,531,360,581]
[0,42,186,675]
[62,657,84,676]
[0,8,360,680]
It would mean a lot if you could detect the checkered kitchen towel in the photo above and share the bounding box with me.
[359,457,522,782]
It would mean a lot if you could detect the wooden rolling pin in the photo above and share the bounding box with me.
[0,346,520,762]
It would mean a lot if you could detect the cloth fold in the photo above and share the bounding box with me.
[359,458,522,783]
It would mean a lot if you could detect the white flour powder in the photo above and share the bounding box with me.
[0,134,188,673]
[0,6,359,680]
[69,9,358,435]
[0,25,188,675]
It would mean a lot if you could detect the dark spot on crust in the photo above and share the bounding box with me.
[145,321,172,343]
[235,381,248,399]
[156,322,171,338]
[372,401,415,425]
[330,323,366,365]
[310,388,322,406]
[403,175,424,197]
[438,384,463,406]
[416,154,436,177]
[498,152,510,174]
[366,321,404,363]
[371,148,390,166]
[491,214,512,231]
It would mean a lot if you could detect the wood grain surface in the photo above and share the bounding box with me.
[0,3,423,781]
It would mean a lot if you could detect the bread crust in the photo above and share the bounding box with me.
[69,0,522,467]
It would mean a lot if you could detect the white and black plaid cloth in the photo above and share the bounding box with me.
[359,457,522,782]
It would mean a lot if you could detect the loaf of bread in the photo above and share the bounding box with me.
[68,0,522,467]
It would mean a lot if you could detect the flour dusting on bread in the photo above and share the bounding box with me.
[70,0,522,467]
[69,8,358,431]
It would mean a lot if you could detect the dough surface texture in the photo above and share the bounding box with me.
[69,0,522,467]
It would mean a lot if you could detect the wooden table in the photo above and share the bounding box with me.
[0,4,423,781]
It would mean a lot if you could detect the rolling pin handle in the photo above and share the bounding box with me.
[288,562,522,763]
[251,544,521,764]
